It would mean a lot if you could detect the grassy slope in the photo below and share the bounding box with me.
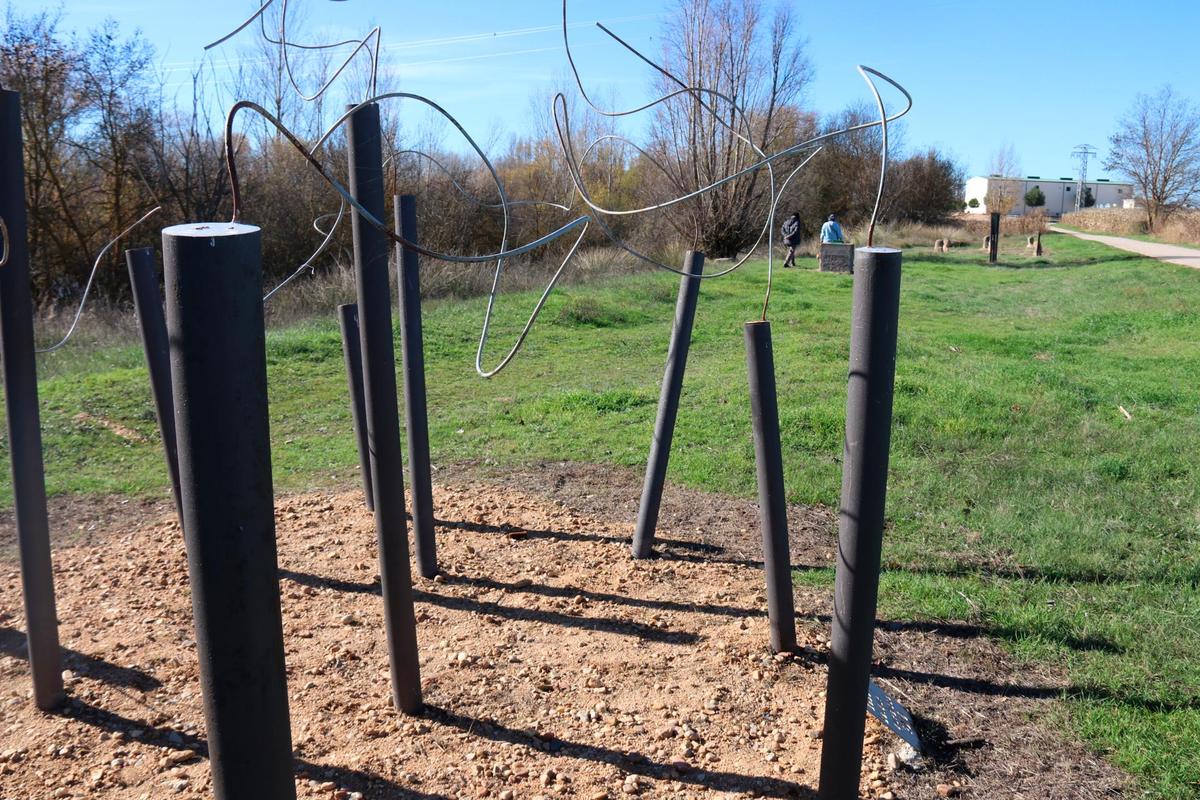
[8,233,1200,797]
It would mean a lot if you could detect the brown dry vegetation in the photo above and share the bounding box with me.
[1061,207,1200,245]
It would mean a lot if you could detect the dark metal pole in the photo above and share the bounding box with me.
[126,247,182,524]
[631,250,704,559]
[819,247,902,800]
[395,194,437,578]
[337,303,375,511]
[988,212,1000,263]
[346,102,423,714]
[162,222,294,800]
[743,320,797,654]
[0,89,63,710]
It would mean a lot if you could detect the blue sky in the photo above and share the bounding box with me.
[13,0,1200,181]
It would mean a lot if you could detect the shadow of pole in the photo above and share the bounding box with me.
[0,626,162,690]
[58,699,453,800]
[278,569,700,644]
[424,705,817,799]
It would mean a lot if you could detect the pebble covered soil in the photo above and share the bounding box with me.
[0,482,905,800]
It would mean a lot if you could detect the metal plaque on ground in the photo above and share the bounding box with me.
[867,680,922,752]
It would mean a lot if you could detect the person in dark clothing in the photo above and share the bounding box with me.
[781,212,801,268]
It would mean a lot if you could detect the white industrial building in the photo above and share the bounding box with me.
[963,175,1135,217]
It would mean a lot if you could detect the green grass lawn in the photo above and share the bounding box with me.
[6,232,1200,797]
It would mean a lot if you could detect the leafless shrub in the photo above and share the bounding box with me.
[960,211,1048,237]
[1158,211,1200,245]
[1063,207,1200,245]
[1106,85,1200,231]
[1060,208,1148,236]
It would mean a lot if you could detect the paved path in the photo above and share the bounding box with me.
[1049,225,1200,269]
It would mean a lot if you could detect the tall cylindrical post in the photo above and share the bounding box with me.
[126,247,182,524]
[346,102,423,714]
[337,303,374,511]
[0,89,63,710]
[631,250,704,559]
[162,222,294,799]
[395,194,437,578]
[743,320,797,654]
[819,247,902,800]
[988,212,1000,263]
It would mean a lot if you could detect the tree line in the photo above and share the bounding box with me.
[1,2,964,305]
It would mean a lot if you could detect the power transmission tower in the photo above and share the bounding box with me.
[1071,144,1098,212]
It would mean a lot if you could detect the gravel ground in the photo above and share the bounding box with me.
[0,465,1128,799]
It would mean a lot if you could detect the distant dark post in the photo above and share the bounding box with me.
[819,247,902,800]
[395,194,437,578]
[126,247,182,524]
[337,303,374,511]
[743,320,797,653]
[988,212,1000,263]
[162,222,294,799]
[347,102,423,713]
[631,250,704,559]
[0,89,63,710]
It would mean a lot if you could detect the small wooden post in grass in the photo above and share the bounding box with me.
[988,212,1000,263]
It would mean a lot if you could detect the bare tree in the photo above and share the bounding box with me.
[794,103,888,231]
[77,21,159,254]
[0,7,90,297]
[646,0,812,257]
[147,64,230,223]
[984,143,1020,216]
[1106,86,1200,231]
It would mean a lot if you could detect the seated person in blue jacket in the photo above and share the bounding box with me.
[820,213,846,244]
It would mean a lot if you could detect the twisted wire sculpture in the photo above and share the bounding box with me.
[36,206,161,353]
[204,0,912,376]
